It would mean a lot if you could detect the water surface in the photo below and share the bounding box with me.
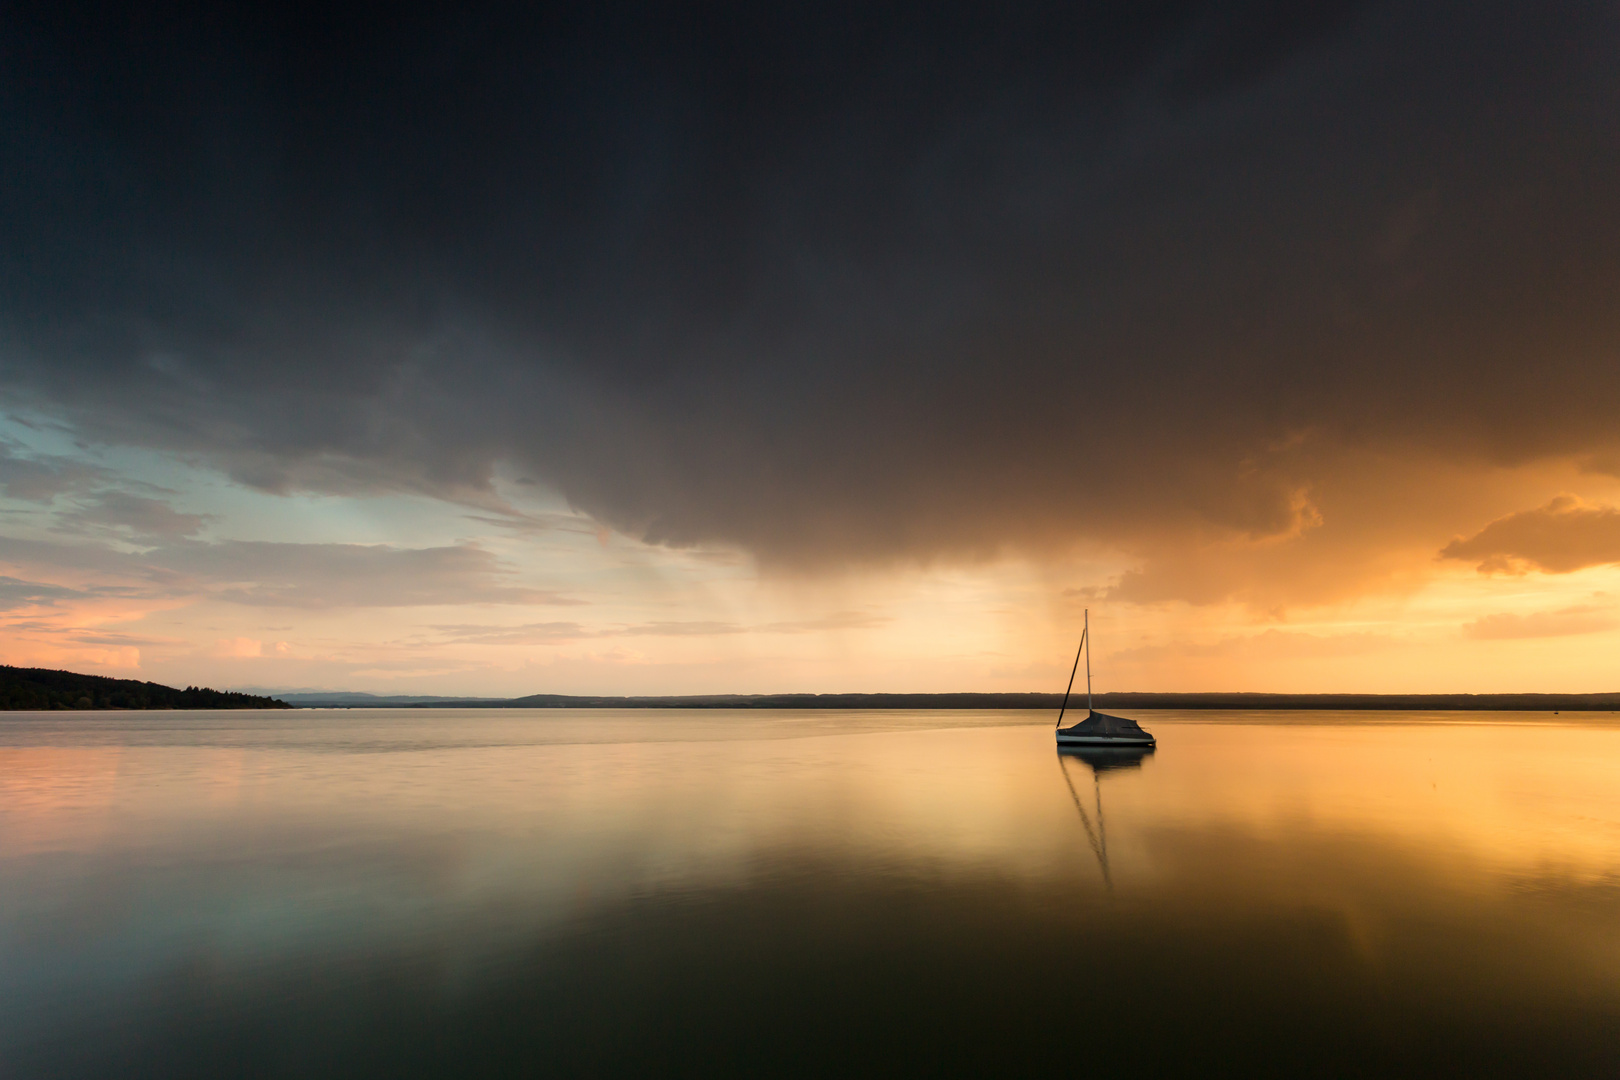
[3,709,1618,1077]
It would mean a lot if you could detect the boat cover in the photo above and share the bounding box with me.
[1060,710,1152,739]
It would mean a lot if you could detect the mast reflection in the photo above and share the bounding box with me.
[1057,745,1154,890]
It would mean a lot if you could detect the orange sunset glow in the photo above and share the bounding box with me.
[2,451,1618,696]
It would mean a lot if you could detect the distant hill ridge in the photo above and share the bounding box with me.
[7,668,1617,711]
[285,690,1620,711]
[0,666,291,710]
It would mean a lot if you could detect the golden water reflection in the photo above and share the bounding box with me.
[1,710,1617,1077]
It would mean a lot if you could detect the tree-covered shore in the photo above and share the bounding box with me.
[0,666,291,710]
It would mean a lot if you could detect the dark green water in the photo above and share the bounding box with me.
[3,709,1618,1077]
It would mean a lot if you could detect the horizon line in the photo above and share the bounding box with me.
[267,690,1620,710]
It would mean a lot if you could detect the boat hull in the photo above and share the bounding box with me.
[1055,733,1155,747]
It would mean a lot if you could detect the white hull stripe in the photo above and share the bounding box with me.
[1055,735,1155,746]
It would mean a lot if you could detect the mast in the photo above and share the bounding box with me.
[1055,622,1086,728]
[1085,608,1093,714]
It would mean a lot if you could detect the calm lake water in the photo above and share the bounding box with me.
[2,709,1618,1078]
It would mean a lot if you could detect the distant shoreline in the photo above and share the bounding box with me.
[7,663,1614,711]
[279,691,1620,711]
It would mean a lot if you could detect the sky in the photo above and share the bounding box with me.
[2,0,1619,696]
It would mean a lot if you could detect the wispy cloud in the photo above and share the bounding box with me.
[427,621,592,645]
[0,442,115,502]
[430,611,889,645]
[0,533,580,610]
[1441,496,1620,574]
[0,575,100,611]
[153,541,583,609]
[1461,605,1619,640]
[1110,629,1397,665]
[56,492,210,541]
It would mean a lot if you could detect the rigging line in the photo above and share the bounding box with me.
[1055,625,1086,729]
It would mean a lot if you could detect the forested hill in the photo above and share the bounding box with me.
[0,666,291,710]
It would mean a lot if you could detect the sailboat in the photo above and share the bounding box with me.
[1054,609,1155,748]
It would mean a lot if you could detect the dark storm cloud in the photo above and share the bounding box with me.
[3,1,1619,568]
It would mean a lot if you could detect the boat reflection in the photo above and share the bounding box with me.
[1060,745,1155,774]
[1057,745,1155,889]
